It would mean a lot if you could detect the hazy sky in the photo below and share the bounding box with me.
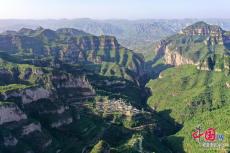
[0,0,229,19]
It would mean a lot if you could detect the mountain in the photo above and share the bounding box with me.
[0,22,230,153]
[0,27,145,83]
[148,21,230,73]
[146,22,230,153]
[147,65,230,152]
[0,27,178,153]
[1,19,230,53]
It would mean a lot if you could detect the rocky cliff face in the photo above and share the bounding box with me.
[0,69,97,152]
[0,25,165,153]
[181,21,223,36]
[57,36,119,63]
[0,101,57,152]
[0,73,151,152]
[21,88,51,104]
[0,103,27,125]
[151,22,230,72]
[76,35,119,50]
[164,46,196,66]
[0,27,145,82]
[21,122,42,135]
[0,34,45,55]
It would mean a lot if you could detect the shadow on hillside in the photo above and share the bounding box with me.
[143,105,185,152]
[87,74,148,108]
[156,109,185,153]
[143,61,173,86]
[163,136,185,153]
[224,43,230,50]
[146,108,183,137]
[158,110,182,130]
[25,99,110,153]
[151,64,173,79]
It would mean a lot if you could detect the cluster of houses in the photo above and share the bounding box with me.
[95,98,140,116]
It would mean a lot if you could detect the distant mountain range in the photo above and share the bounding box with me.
[1,18,230,53]
[0,21,229,153]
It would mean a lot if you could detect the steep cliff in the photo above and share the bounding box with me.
[4,22,222,153]
[0,29,169,153]
[146,22,230,153]
[0,103,27,125]
[0,67,97,153]
[149,22,230,72]
[0,27,145,83]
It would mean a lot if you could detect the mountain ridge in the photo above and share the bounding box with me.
[2,18,230,53]
[0,21,229,153]
[148,22,230,73]
[0,27,146,83]
[146,22,230,153]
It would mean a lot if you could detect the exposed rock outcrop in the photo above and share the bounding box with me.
[180,21,223,37]
[22,123,42,135]
[0,103,27,125]
[51,117,73,128]
[43,139,52,148]
[3,135,18,146]
[0,27,146,83]
[52,74,96,97]
[53,75,93,89]
[21,87,51,104]
[164,46,196,66]
[151,22,230,72]
[226,82,230,89]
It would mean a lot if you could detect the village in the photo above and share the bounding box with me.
[95,98,141,116]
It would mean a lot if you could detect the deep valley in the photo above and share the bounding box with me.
[0,21,229,153]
